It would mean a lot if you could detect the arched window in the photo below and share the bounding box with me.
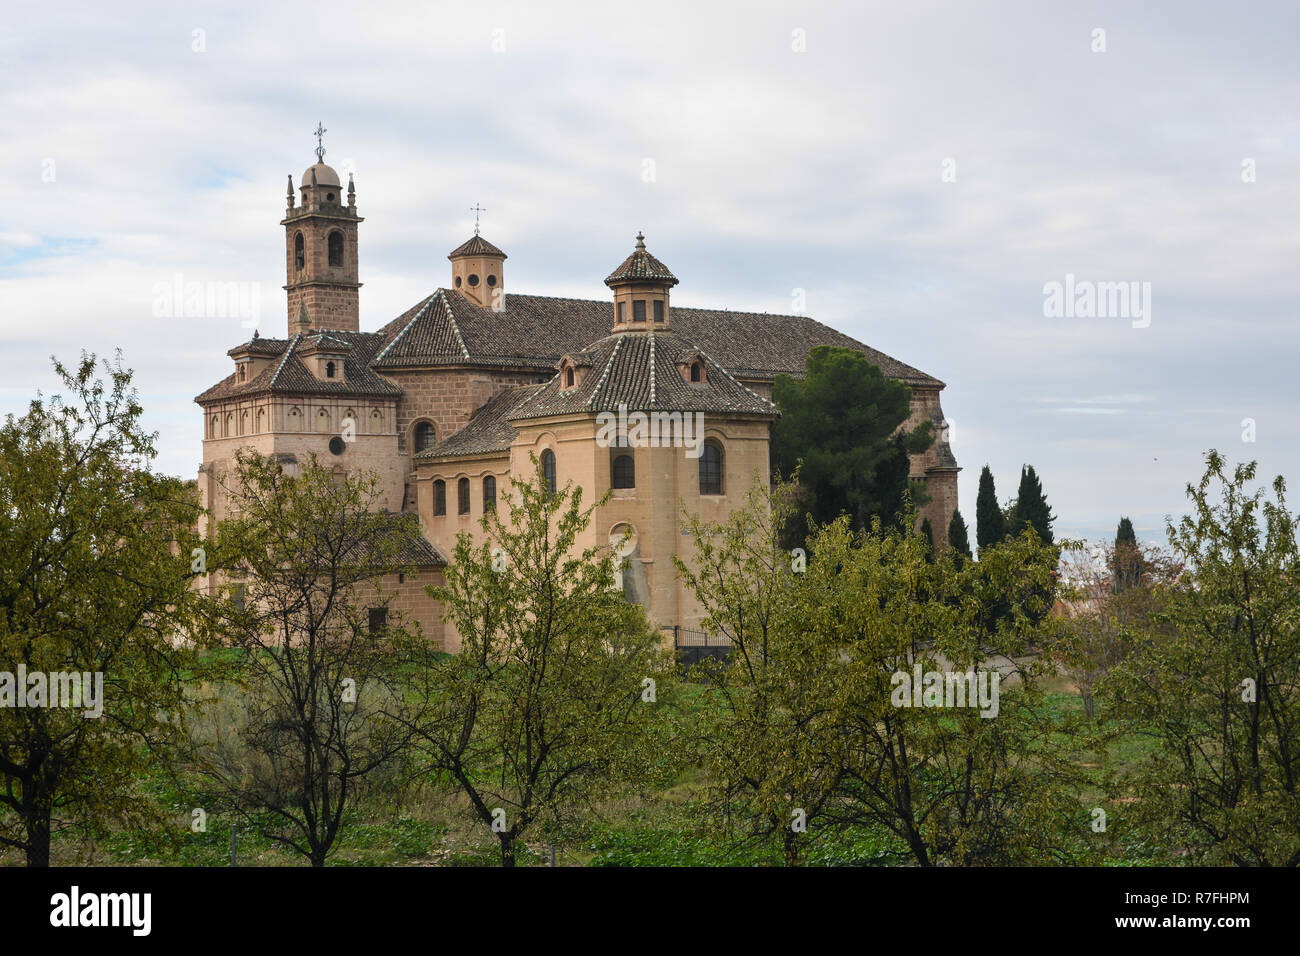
[611,452,635,489]
[294,233,305,271]
[699,440,723,495]
[210,415,218,438]
[483,475,496,511]
[433,479,446,516]
[256,408,265,433]
[414,421,436,452]
[325,361,335,378]
[541,449,557,495]
[457,477,470,515]
[690,362,702,382]
[565,367,575,388]
[328,231,343,267]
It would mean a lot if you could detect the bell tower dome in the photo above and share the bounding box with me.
[448,206,506,311]
[281,123,363,333]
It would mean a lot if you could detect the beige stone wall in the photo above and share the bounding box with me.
[415,412,773,650]
[360,567,448,651]
[382,367,546,510]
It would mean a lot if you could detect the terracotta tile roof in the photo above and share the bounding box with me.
[195,329,401,403]
[414,385,543,461]
[412,291,943,386]
[448,234,507,259]
[350,511,446,566]
[513,331,777,420]
[605,234,679,287]
[199,286,942,404]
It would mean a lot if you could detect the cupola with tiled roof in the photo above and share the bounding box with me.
[449,208,506,310]
[605,232,677,334]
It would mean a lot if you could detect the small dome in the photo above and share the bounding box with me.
[300,162,341,188]
[605,232,678,287]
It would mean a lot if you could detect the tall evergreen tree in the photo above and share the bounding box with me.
[975,465,1004,553]
[948,508,973,561]
[1111,516,1142,592]
[771,346,933,547]
[1010,465,1055,545]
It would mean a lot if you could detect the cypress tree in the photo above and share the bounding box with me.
[1112,516,1142,592]
[948,508,973,560]
[920,517,935,560]
[1011,465,1055,545]
[975,465,1004,553]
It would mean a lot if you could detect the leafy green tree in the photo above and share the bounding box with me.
[192,450,425,867]
[975,465,1004,553]
[679,481,1087,866]
[771,346,932,546]
[1103,452,1300,865]
[414,458,676,867]
[674,479,847,865]
[919,517,936,560]
[0,354,205,865]
[1009,465,1055,545]
[948,508,973,562]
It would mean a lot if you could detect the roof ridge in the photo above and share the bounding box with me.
[648,332,656,405]
[437,289,472,360]
[372,294,435,365]
[270,333,302,387]
[585,336,626,410]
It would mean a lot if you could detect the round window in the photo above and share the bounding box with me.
[328,436,345,456]
[486,274,497,287]
[326,192,335,202]
[467,274,480,287]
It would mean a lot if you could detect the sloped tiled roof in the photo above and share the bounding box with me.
[195,329,401,403]
[605,235,679,287]
[200,286,942,403]
[348,511,446,567]
[513,331,776,420]
[414,385,543,461]
[372,291,942,386]
[448,234,507,259]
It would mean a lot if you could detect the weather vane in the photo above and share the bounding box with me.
[470,203,486,235]
[313,122,327,162]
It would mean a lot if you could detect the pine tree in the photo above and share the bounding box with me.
[1010,465,1055,545]
[948,508,973,560]
[976,465,1004,553]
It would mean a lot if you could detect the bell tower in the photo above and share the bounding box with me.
[282,124,362,333]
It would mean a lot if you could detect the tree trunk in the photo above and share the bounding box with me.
[24,799,52,867]
[1081,691,1095,719]
[500,836,516,868]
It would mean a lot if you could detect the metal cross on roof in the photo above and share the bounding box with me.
[313,122,327,162]
[470,203,486,235]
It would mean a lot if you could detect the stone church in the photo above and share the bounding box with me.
[195,143,959,651]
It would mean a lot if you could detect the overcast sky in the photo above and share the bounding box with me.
[3,0,1297,544]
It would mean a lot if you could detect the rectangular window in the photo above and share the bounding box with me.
[433,480,446,516]
[653,300,664,323]
[368,607,388,636]
[617,302,626,323]
[633,300,646,322]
